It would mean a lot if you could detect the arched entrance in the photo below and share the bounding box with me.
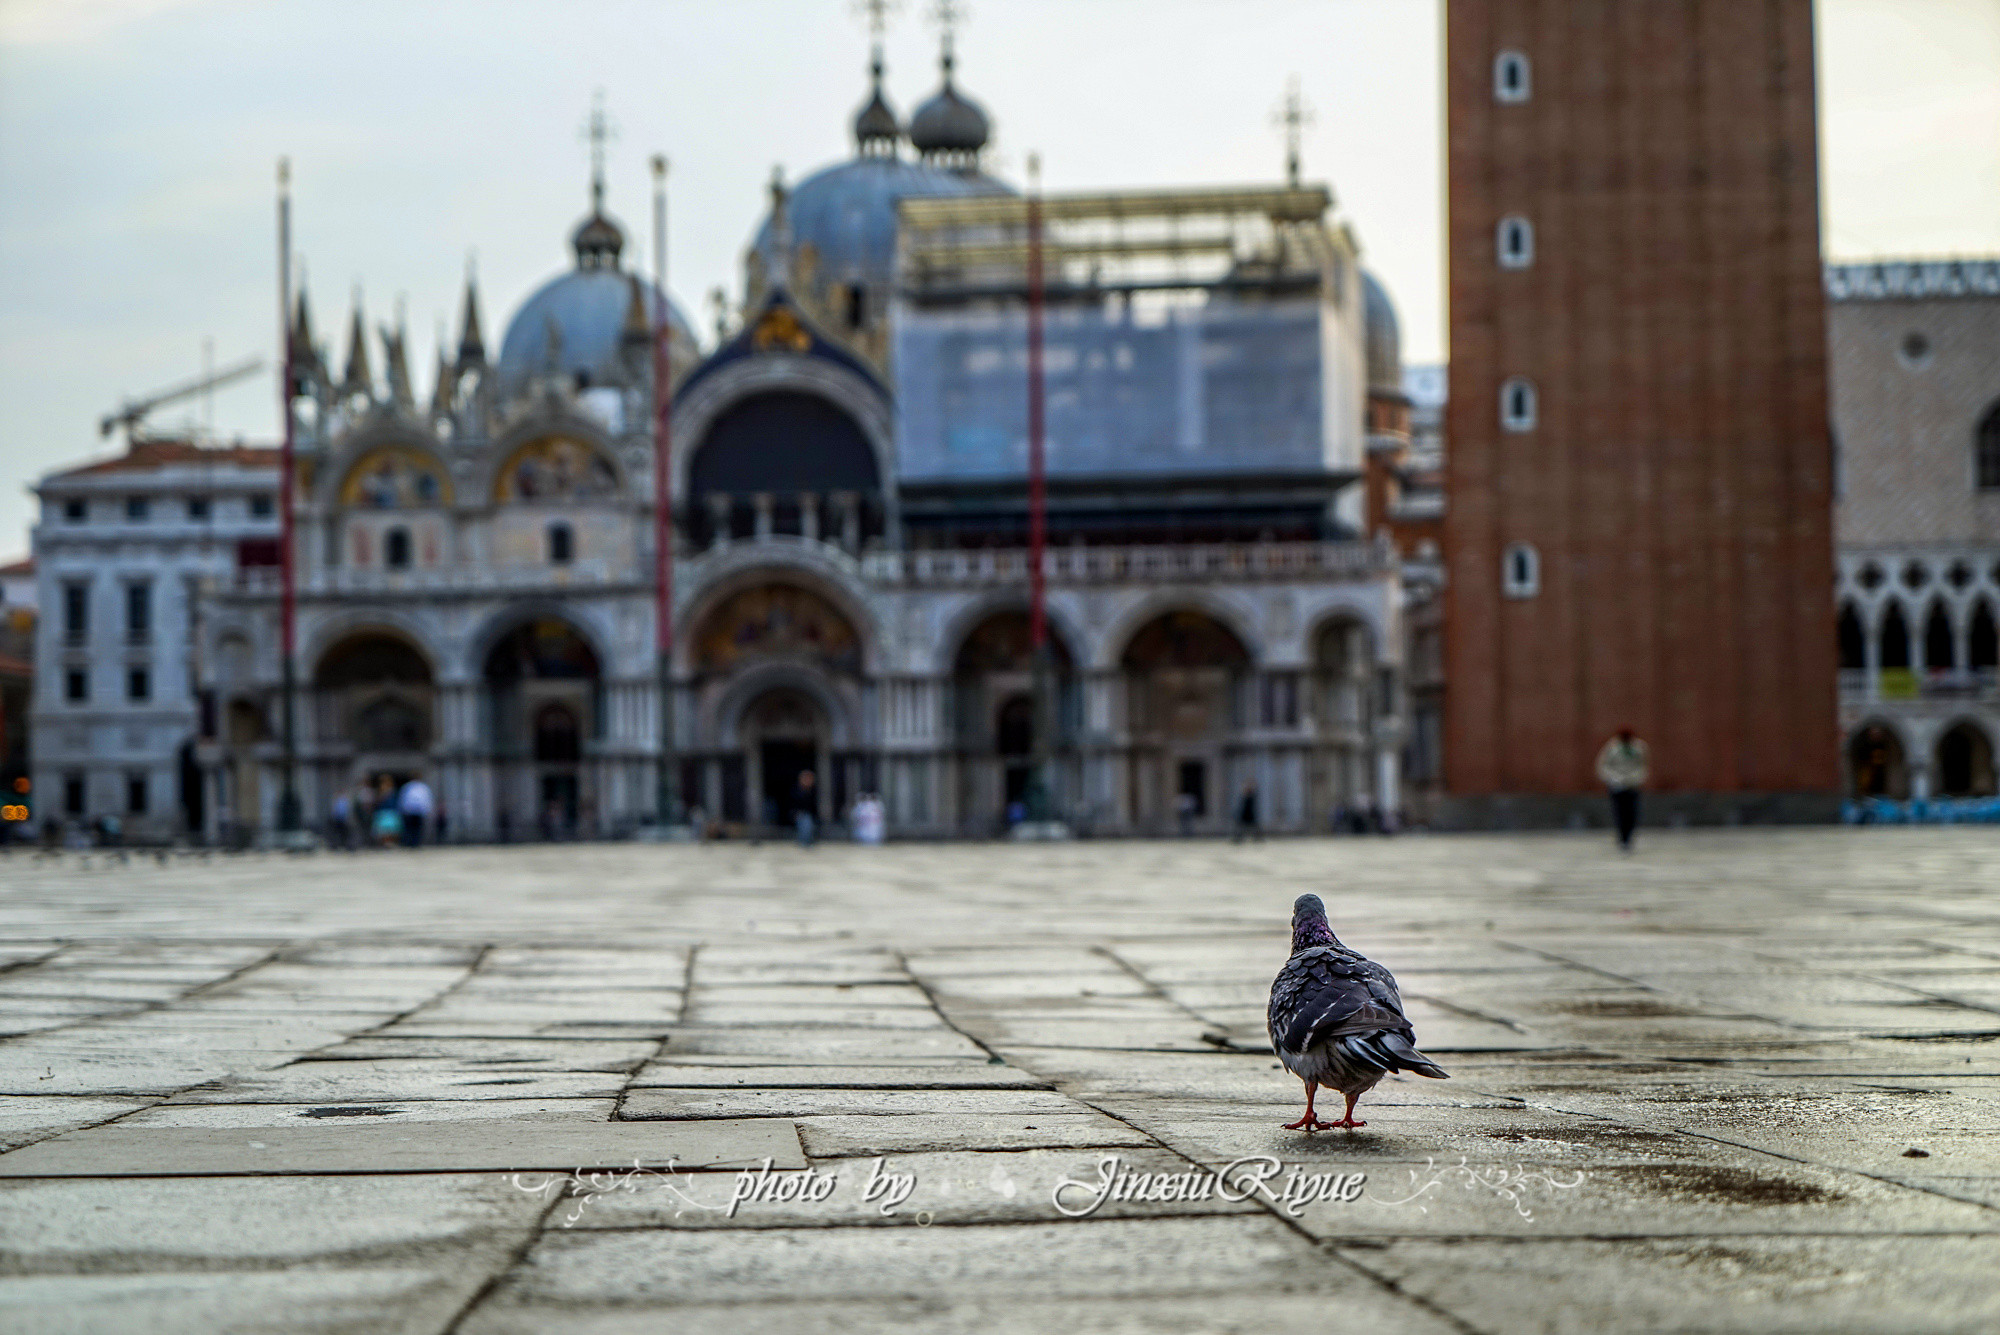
[1936,723,1996,797]
[950,609,1077,828]
[312,631,435,818]
[483,617,601,838]
[1848,723,1907,800]
[742,688,827,828]
[1120,609,1251,832]
[689,582,866,832]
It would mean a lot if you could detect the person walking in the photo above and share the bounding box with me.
[329,790,352,851]
[1595,727,1650,852]
[397,774,434,849]
[1233,782,1261,844]
[794,769,818,848]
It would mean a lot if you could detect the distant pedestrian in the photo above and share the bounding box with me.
[371,775,402,846]
[1233,783,1261,844]
[1596,728,1650,852]
[329,792,352,851]
[397,775,434,849]
[1177,790,1197,837]
[852,792,885,845]
[795,769,817,848]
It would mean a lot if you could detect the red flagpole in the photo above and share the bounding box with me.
[652,154,678,826]
[1027,154,1047,655]
[276,158,300,833]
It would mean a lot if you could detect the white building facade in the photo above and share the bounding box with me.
[1828,258,2000,802]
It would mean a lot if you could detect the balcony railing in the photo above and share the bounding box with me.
[225,536,1395,599]
[1841,667,1999,701]
[876,540,1392,588]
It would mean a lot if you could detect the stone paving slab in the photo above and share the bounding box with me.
[0,1118,805,1176]
[630,1061,1050,1088]
[4,829,2000,1332]
[1353,1234,2000,1334]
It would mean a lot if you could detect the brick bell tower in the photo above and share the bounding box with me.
[1442,0,1840,825]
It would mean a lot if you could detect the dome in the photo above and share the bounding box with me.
[496,268,698,399]
[908,55,990,165]
[852,56,901,156]
[1362,269,1402,393]
[750,156,1012,296]
[570,211,625,269]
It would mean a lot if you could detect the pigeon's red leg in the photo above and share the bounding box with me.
[1282,1080,1335,1132]
[1330,1090,1367,1130]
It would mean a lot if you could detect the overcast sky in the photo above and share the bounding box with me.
[2,0,1997,557]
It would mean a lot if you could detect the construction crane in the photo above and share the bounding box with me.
[99,357,265,439]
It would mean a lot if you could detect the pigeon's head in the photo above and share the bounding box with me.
[1290,893,1340,954]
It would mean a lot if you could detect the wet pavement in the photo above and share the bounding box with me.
[1,827,1997,1333]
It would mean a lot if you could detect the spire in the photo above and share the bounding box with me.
[765,165,793,289]
[380,306,414,410]
[621,273,653,349]
[1273,76,1314,189]
[586,91,610,216]
[342,288,373,399]
[853,0,901,156]
[430,320,455,416]
[570,98,626,270]
[457,257,486,365]
[288,285,322,395]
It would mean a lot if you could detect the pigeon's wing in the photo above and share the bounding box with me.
[1270,948,1409,1055]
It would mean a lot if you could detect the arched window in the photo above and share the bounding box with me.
[1837,604,1865,671]
[1880,603,1910,669]
[1500,377,1537,432]
[1494,50,1531,104]
[1977,399,2000,490]
[385,527,412,570]
[1502,542,1540,598]
[1970,600,1998,671]
[547,521,574,565]
[1924,602,1956,671]
[1497,215,1534,269]
[1936,723,1997,797]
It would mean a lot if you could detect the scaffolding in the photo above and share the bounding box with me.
[892,185,1365,484]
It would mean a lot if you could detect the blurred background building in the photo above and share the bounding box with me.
[1828,259,2000,802]
[28,31,1413,843]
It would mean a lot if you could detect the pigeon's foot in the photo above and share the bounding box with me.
[1282,1115,1337,1132]
[1329,1116,1367,1129]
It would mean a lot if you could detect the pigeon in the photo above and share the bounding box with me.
[1268,893,1447,1131]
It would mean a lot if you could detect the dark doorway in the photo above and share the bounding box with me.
[540,773,579,837]
[177,739,204,838]
[1937,724,1996,797]
[761,740,816,826]
[1178,759,1208,816]
[1849,725,1905,799]
[533,703,582,763]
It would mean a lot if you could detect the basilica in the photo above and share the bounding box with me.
[38,36,1416,843]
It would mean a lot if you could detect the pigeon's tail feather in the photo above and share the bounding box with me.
[1377,1031,1450,1079]
[1335,1035,1394,1074]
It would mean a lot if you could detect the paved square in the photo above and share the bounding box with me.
[2,828,1998,1333]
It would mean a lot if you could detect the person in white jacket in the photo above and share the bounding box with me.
[1595,729,1649,852]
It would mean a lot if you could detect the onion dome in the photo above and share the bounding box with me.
[570,211,625,270]
[853,54,901,157]
[908,51,990,171]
